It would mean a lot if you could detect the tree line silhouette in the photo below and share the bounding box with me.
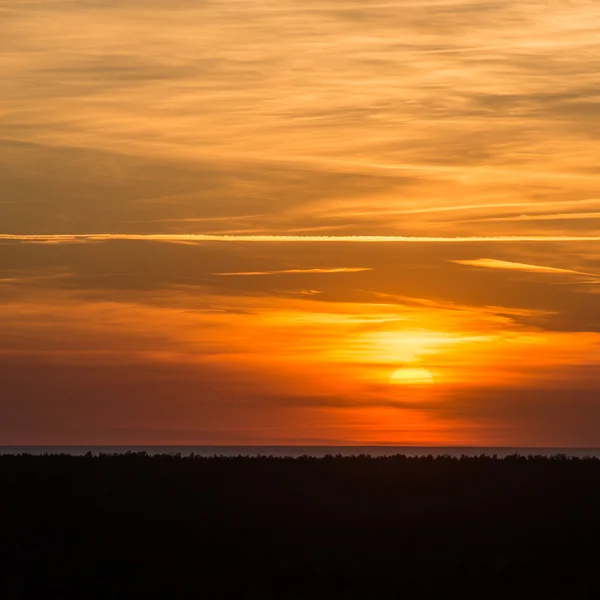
[1,452,600,598]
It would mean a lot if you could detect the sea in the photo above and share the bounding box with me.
[1,446,600,457]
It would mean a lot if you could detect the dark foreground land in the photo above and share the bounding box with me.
[2,453,600,599]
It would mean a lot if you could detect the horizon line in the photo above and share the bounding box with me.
[2,444,600,449]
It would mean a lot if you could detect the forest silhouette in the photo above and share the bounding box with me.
[2,452,600,598]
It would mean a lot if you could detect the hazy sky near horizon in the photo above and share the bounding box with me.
[1,0,599,446]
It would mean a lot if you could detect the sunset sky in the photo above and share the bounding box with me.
[1,0,599,446]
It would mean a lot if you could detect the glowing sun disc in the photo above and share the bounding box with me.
[389,368,434,385]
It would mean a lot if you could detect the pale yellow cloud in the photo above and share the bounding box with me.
[215,267,371,276]
[451,258,599,277]
[2,233,600,244]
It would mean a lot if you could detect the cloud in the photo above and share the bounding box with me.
[215,267,372,276]
[459,211,600,225]
[3,0,600,243]
[2,233,600,245]
[450,258,599,278]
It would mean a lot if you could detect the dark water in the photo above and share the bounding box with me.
[1,446,600,457]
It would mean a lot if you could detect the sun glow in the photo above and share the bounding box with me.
[389,368,435,386]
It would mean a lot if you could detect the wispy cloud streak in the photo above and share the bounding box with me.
[2,233,600,244]
[215,267,371,276]
[451,258,600,277]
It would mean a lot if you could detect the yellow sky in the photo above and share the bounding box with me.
[1,0,599,446]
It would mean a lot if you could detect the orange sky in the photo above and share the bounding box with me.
[1,0,599,446]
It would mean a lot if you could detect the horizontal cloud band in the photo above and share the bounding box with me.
[215,267,372,276]
[2,233,600,244]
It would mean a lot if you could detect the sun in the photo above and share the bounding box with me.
[389,367,434,386]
